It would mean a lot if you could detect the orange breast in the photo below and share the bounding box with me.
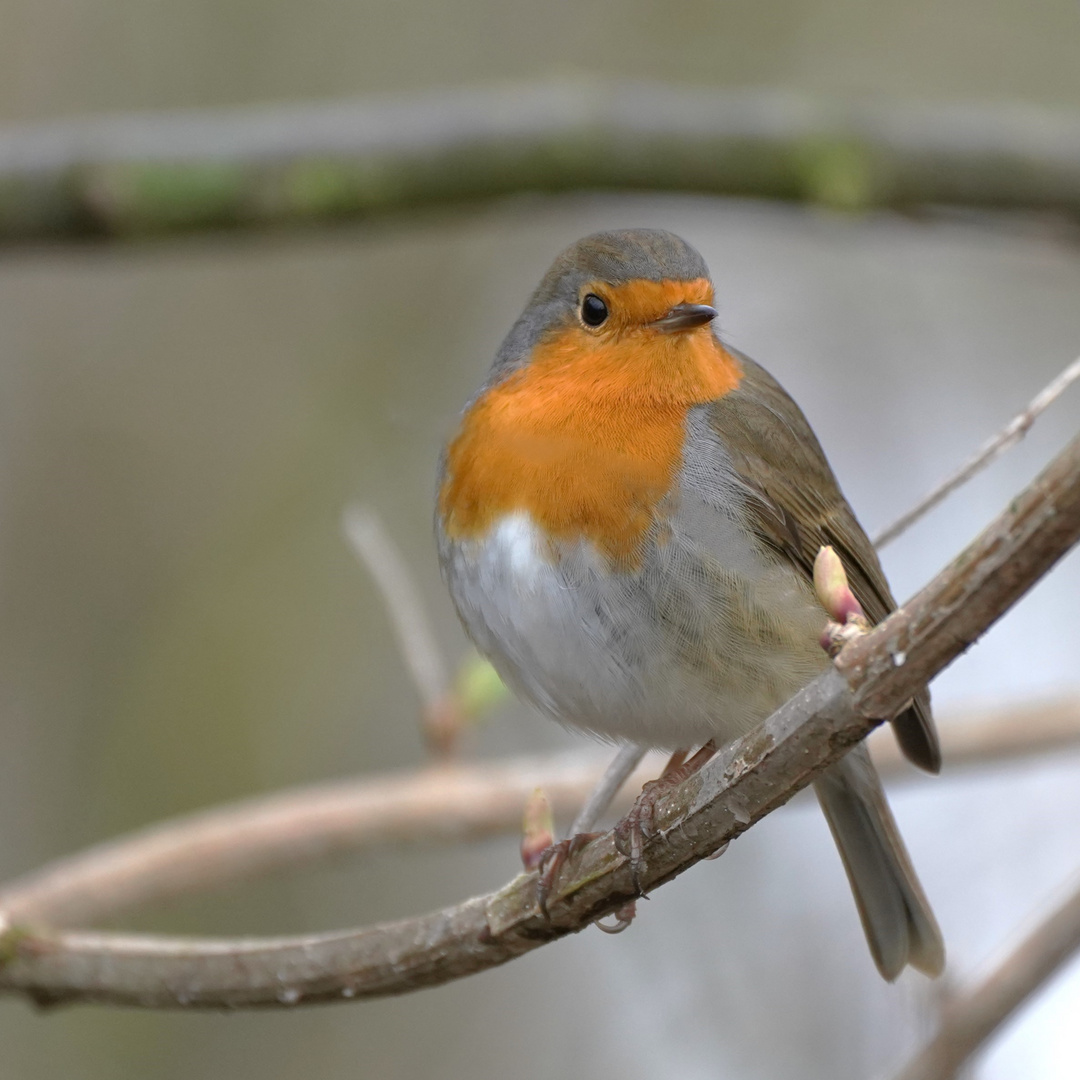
[440,281,743,568]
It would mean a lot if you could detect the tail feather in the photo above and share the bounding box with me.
[813,743,944,980]
[891,692,941,775]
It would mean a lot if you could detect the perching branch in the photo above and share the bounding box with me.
[830,433,1080,721]
[892,875,1080,1080]
[0,432,1076,1009]
[3,81,1080,244]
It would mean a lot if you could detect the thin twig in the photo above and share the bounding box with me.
[343,505,449,713]
[874,355,1080,548]
[3,82,1080,243]
[892,875,1080,1080]
[0,433,1076,1009]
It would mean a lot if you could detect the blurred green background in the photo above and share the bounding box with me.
[1,1,1079,1078]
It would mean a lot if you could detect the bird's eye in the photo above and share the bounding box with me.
[580,293,609,327]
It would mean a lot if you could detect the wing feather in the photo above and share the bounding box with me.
[707,350,939,773]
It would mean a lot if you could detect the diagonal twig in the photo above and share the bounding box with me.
[342,504,449,715]
[874,354,1080,548]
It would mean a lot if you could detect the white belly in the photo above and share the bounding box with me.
[438,506,829,750]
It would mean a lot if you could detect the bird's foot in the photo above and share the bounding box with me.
[613,741,717,894]
[613,777,670,893]
[596,900,638,934]
[534,832,602,923]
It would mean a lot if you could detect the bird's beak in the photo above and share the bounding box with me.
[650,303,718,333]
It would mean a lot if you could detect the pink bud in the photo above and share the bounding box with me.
[422,697,462,758]
[813,545,865,624]
[520,787,555,871]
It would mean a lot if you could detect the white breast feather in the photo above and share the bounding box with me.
[489,511,548,588]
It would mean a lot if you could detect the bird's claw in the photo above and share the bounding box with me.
[596,901,638,934]
[535,832,601,923]
[613,777,670,895]
[612,741,718,894]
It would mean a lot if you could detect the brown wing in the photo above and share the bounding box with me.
[707,349,939,773]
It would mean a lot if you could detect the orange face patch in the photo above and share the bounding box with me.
[440,278,743,567]
[583,277,715,339]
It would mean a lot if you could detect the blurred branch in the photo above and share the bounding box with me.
[3,81,1080,244]
[892,875,1080,1080]
[0,433,1076,1009]
[343,505,449,714]
[872,696,1080,776]
[342,505,467,755]
[874,354,1080,548]
[0,697,1074,930]
[0,751,656,928]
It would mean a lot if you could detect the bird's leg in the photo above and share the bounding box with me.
[570,744,648,835]
[614,740,718,894]
[658,748,690,779]
[534,744,646,923]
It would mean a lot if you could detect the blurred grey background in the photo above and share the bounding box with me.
[1,1,1079,1078]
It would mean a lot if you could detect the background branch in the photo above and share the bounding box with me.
[343,505,450,718]
[3,81,1080,244]
[343,504,472,756]
[893,875,1080,1080]
[0,433,1076,1009]
[0,697,1075,930]
[0,751,640,928]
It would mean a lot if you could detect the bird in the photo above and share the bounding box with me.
[436,228,944,981]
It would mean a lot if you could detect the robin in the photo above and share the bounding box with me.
[436,229,944,981]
